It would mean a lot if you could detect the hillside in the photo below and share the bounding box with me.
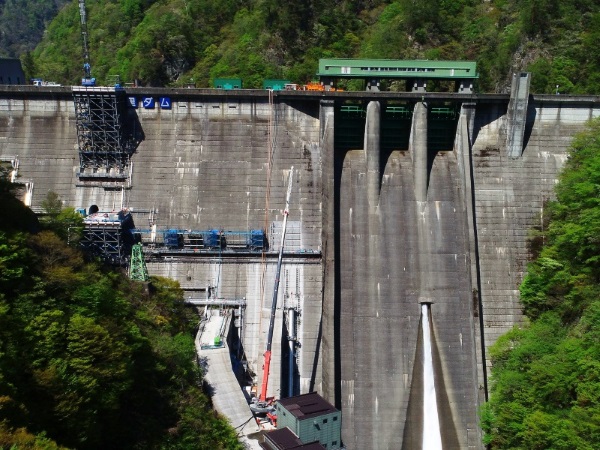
[12,0,600,93]
[0,0,70,58]
[0,167,242,449]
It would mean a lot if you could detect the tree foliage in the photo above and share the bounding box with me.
[482,119,600,448]
[0,0,70,58]
[0,174,242,448]
[4,0,596,93]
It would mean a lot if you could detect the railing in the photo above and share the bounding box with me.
[185,298,247,307]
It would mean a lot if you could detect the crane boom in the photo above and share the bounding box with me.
[259,167,294,403]
[78,0,95,86]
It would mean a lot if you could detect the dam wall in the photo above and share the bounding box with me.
[2,86,600,448]
[0,87,324,400]
[471,99,598,354]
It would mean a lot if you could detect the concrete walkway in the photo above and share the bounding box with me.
[196,310,262,449]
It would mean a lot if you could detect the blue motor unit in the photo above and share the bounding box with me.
[146,228,267,252]
[249,229,265,250]
[202,229,223,248]
[163,229,182,249]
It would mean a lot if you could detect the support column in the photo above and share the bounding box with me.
[364,101,381,207]
[456,102,486,448]
[411,101,428,202]
[320,99,337,406]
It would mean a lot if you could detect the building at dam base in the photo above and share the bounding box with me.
[1,84,599,449]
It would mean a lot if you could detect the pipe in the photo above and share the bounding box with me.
[288,308,296,397]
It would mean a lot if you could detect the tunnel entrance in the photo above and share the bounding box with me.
[427,104,460,152]
[334,103,366,151]
[381,103,412,153]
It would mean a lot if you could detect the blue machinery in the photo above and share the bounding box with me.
[80,208,268,265]
[133,228,267,253]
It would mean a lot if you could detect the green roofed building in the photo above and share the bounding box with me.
[317,58,478,92]
[276,392,341,449]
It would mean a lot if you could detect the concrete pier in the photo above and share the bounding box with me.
[365,100,381,206]
[411,101,429,202]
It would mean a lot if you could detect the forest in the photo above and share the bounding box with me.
[1,0,600,94]
[0,168,243,448]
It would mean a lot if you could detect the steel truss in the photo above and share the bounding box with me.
[129,243,149,281]
[80,211,135,265]
[73,87,133,176]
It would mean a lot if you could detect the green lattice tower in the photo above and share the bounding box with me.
[129,243,149,281]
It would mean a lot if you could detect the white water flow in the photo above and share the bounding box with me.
[422,303,443,450]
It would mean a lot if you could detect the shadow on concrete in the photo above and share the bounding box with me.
[522,96,537,154]
[432,323,461,449]
[471,103,508,149]
[309,315,322,393]
[402,313,424,450]
[380,102,412,190]
[284,98,320,119]
[332,144,347,410]
[124,107,145,154]
[281,319,300,398]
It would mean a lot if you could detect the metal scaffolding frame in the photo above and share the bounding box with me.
[73,86,134,176]
[80,210,135,265]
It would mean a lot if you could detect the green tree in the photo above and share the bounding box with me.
[0,180,241,448]
[41,191,62,216]
[20,50,36,82]
[0,421,67,450]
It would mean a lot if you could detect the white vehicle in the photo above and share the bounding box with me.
[32,79,61,87]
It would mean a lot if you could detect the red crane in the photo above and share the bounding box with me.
[259,167,294,404]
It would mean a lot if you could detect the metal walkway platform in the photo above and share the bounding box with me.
[195,310,262,449]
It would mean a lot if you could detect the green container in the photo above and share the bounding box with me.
[263,79,291,90]
[213,78,242,89]
[214,336,221,346]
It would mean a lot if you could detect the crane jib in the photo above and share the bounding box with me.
[259,167,294,402]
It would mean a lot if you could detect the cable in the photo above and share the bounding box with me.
[234,415,256,430]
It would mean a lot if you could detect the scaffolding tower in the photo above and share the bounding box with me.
[73,86,134,178]
[80,210,135,265]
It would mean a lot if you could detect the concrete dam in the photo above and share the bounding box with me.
[1,83,598,449]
